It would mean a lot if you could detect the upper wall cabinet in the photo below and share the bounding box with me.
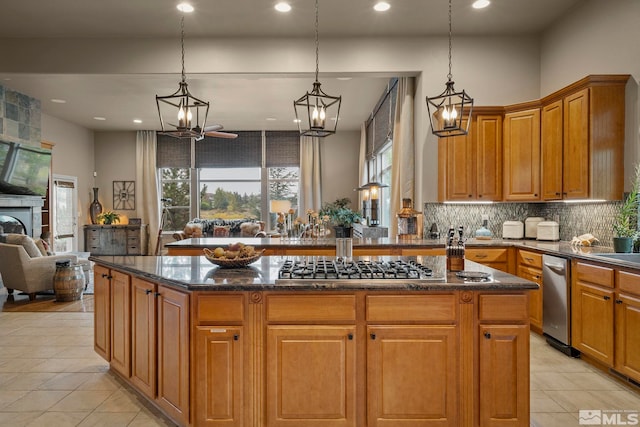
[541,75,629,201]
[503,105,541,201]
[438,108,503,202]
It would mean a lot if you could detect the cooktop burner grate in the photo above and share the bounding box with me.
[278,259,433,280]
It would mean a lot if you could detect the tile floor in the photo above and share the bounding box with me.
[0,309,638,426]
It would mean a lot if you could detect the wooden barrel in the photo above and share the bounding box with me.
[54,260,85,302]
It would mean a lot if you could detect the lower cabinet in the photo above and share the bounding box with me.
[478,293,530,427]
[367,325,457,426]
[615,271,640,381]
[110,270,131,378]
[94,265,111,361]
[515,249,544,332]
[571,261,615,366]
[466,247,514,274]
[266,325,357,427]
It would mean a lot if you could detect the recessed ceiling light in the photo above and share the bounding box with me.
[336,77,352,81]
[373,2,391,12]
[93,116,106,121]
[472,0,490,9]
[176,3,194,13]
[293,119,302,123]
[274,2,291,13]
[3,78,11,81]
[266,117,277,121]
[133,119,143,124]
[50,98,66,104]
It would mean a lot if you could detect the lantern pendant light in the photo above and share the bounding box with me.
[156,14,210,139]
[426,0,473,137]
[293,0,342,137]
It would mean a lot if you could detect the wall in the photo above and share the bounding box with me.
[320,130,361,209]
[41,114,95,249]
[94,131,137,219]
[540,0,640,188]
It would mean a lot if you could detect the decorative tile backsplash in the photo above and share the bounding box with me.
[0,84,42,146]
[423,201,623,248]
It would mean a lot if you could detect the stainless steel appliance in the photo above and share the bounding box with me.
[276,259,445,285]
[542,254,579,356]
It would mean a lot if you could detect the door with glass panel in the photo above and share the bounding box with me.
[52,175,78,252]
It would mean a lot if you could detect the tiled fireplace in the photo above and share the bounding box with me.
[0,195,43,237]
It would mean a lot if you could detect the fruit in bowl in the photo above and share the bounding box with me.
[203,243,264,268]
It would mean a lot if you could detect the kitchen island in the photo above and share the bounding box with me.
[91,254,537,427]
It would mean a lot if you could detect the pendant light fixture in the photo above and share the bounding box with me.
[293,0,342,138]
[156,11,210,139]
[426,0,473,137]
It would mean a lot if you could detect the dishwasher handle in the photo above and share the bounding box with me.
[543,262,566,275]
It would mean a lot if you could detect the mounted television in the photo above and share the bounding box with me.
[0,140,51,197]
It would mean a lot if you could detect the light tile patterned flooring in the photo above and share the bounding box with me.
[0,308,639,426]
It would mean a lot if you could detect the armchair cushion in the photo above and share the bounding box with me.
[0,233,42,258]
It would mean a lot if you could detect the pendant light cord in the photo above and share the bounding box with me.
[315,0,320,83]
[180,15,186,83]
[447,0,453,82]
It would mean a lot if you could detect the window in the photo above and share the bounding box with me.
[157,131,300,232]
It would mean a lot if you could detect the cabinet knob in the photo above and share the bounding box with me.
[145,289,152,295]
[616,299,623,304]
[154,292,161,298]
[234,334,239,341]
[478,194,483,198]
[370,333,376,340]
[556,192,561,196]
[484,332,491,339]
[604,295,611,301]
[101,273,108,278]
[348,333,354,340]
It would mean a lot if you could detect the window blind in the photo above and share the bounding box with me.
[195,131,262,168]
[156,134,191,168]
[265,131,300,167]
[365,78,398,158]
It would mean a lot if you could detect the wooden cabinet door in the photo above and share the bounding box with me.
[541,99,564,200]
[156,285,190,426]
[476,114,503,201]
[93,265,111,361]
[517,266,543,332]
[563,88,589,199]
[445,123,475,201]
[130,277,156,399]
[503,109,541,201]
[110,270,131,377]
[572,281,614,366]
[195,326,244,427]
[366,325,457,426]
[615,292,640,381]
[479,324,529,427]
[266,325,356,427]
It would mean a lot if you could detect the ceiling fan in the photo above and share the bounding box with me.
[193,124,238,141]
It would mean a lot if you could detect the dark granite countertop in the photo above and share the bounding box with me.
[89,255,539,292]
[165,237,447,250]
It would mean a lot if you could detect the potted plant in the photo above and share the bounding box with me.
[613,164,640,253]
[320,198,363,238]
[97,210,121,225]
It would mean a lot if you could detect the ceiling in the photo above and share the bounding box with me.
[0,0,582,133]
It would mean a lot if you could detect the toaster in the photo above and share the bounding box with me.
[502,220,524,239]
[536,221,560,241]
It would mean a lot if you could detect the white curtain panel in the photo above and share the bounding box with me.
[136,130,160,255]
[390,77,416,239]
[358,122,367,214]
[299,135,323,216]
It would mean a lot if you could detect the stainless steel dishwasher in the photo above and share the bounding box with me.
[542,254,579,357]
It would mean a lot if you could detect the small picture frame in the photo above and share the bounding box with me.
[113,180,135,210]
[129,218,142,225]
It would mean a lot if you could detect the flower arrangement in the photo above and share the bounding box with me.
[320,198,362,228]
[613,163,640,240]
[97,210,120,225]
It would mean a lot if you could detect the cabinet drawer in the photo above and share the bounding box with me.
[618,270,640,296]
[366,294,456,323]
[478,294,529,322]
[197,294,245,323]
[266,295,356,323]
[517,250,542,269]
[575,262,614,288]
[466,248,507,263]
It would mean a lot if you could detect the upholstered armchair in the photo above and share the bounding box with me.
[0,241,82,301]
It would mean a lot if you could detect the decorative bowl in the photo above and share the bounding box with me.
[203,249,264,268]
